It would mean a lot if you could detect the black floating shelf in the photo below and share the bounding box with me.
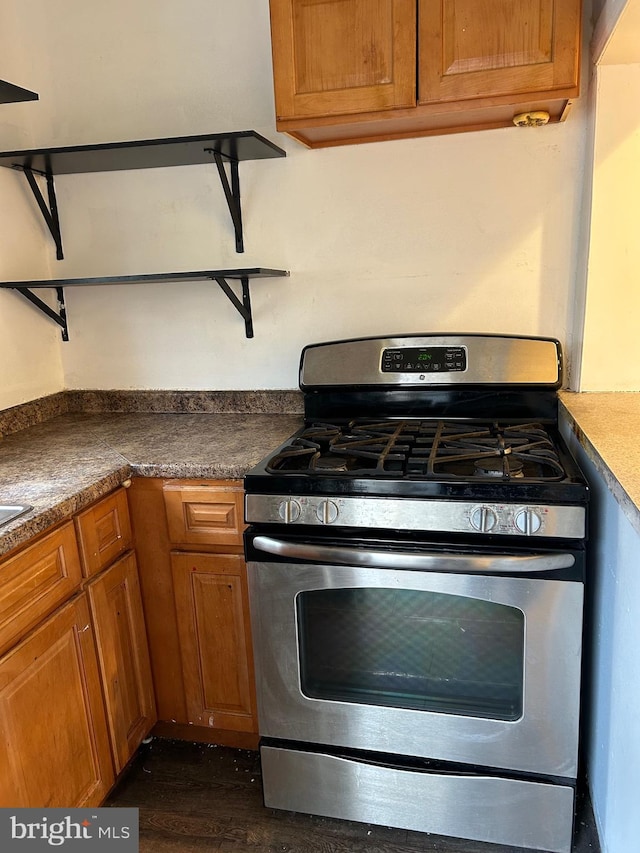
[0,79,39,104]
[0,131,285,174]
[0,131,286,255]
[0,268,289,341]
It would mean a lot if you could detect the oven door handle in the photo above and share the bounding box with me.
[251,535,575,573]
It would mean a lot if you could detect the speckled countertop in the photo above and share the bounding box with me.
[4,389,639,559]
[0,409,302,558]
[559,390,640,535]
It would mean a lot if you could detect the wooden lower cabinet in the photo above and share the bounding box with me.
[87,551,156,773]
[171,551,257,734]
[128,477,259,748]
[0,595,114,807]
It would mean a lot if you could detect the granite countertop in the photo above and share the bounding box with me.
[5,388,638,559]
[559,390,640,535]
[0,410,303,558]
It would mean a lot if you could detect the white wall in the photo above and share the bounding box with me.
[0,0,591,393]
[0,2,64,410]
[577,0,640,391]
[580,64,640,390]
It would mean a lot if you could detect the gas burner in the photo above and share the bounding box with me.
[474,457,524,478]
[265,419,567,482]
[313,455,350,472]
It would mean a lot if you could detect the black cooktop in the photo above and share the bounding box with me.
[245,418,589,505]
[266,419,566,481]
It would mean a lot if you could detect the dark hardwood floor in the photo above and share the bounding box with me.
[107,739,601,853]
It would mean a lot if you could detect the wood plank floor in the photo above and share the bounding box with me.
[107,739,601,853]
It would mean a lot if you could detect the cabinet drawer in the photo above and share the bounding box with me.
[75,488,133,578]
[163,482,245,547]
[0,522,83,656]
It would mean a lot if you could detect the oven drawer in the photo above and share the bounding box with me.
[260,745,575,853]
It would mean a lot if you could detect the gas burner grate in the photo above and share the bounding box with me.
[265,419,567,481]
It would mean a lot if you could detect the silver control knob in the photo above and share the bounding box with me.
[316,499,339,525]
[278,499,301,523]
[514,508,542,535]
[470,506,498,533]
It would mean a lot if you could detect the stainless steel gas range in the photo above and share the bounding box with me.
[243,334,589,853]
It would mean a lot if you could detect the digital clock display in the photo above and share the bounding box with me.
[381,346,467,373]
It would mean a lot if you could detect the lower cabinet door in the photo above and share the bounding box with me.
[87,552,157,773]
[0,595,114,807]
[171,551,257,733]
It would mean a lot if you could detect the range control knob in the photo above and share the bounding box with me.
[316,499,339,525]
[278,499,301,523]
[470,506,498,533]
[514,508,542,535]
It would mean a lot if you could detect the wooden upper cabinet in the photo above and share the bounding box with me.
[418,0,581,106]
[268,0,581,146]
[270,0,417,120]
[75,488,133,578]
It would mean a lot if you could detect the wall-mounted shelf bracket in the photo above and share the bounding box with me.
[0,79,39,104]
[17,165,64,259]
[0,268,287,341]
[13,285,68,340]
[208,150,244,253]
[214,275,253,336]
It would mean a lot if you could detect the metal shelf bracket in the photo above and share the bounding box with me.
[207,150,244,253]
[214,275,253,338]
[13,285,68,341]
[16,165,64,260]
[18,152,248,258]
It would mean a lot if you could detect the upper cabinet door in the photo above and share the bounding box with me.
[270,0,417,120]
[418,0,581,105]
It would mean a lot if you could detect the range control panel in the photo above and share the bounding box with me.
[245,494,586,539]
[381,346,467,373]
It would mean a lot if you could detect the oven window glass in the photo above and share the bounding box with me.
[296,588,524,721]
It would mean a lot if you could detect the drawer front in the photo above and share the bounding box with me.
[163,482,245,547]
[75,488,133,578]
[0,522,83,656]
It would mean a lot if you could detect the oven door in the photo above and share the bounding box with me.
[246,534,583,779]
